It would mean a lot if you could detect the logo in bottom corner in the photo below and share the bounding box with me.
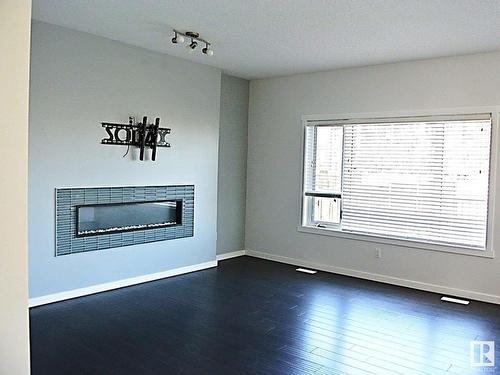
[470,341,495,367]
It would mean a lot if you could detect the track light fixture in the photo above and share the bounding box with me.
[171,30,214,56]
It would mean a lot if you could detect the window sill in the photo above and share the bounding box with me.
[297,225,494,258]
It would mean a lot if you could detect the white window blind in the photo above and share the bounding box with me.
[302,114,492,251]
[303,125,343,224]
[304,125,343,195]
[341,116,491,249]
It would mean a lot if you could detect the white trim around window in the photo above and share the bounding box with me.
[298,106,499,258]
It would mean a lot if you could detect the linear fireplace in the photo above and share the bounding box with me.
[55,185,194,256]
[76,200,183,237]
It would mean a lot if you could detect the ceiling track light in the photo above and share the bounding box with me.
[171,30,214,56]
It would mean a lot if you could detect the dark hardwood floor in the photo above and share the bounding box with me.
[30,256,500,374]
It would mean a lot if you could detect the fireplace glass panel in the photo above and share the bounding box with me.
[76,200,182,237]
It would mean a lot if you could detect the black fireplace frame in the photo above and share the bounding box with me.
[75,199,183,238]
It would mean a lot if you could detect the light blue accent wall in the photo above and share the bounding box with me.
[216,74,249,254]
[28,22,221,298]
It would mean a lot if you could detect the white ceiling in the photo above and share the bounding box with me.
[33,0,500,79]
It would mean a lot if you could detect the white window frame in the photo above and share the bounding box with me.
[304,124,344,229]
[298,107,499,258]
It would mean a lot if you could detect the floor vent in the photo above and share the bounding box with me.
[441,296,470,305]
[296,268,317,274]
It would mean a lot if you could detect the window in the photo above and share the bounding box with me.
[302,114,492,251]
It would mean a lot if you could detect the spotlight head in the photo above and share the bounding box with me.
[171,32,185,44]
[202,47,214,56]
[188,40,198,50]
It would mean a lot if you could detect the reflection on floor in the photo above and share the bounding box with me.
[30,256,500,374]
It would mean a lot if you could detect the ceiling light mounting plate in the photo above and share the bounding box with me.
[185,31,200,39]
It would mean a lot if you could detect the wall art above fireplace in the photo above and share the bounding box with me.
[101,116,171,161]
[55,185,194,256]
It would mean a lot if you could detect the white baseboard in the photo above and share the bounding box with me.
[216,250,246,261]
[246,249,500,305]
[29,260,218,308]
[30,250,500,307]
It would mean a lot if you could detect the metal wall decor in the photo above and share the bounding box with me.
[101,116,170,161]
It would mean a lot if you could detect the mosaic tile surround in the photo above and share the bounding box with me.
[55,185,194,256]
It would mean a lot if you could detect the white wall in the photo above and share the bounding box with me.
[0,0,31,373]
[217,74,249,254]
[29,22,221,298]
[247,52,500,303]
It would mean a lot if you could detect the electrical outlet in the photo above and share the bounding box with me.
[375,248,382,258]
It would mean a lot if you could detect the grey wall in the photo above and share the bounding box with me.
[29,22,221,298]
[247,52,500,301]
[217,74,249,254]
